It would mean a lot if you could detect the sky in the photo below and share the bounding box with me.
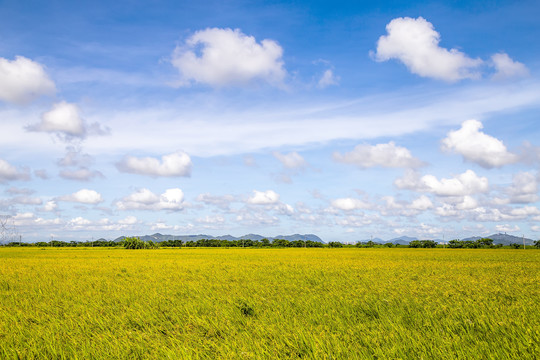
[1,0,540,243]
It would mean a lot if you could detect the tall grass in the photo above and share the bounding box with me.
[0,248,538,359]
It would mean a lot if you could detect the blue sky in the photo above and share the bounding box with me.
[1,0,540,242]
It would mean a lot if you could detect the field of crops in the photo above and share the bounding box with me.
[0,247,538,359]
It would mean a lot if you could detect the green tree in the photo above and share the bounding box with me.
[122,237,158,249]
[328,242,343,248]
[478,238,493,247]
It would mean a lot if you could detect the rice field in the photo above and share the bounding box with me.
[0,247,538,359]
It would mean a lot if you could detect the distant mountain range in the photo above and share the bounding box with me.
[461,233,534,246]
[102,232,535,246]
[113,233,324,243]
[383,233,535,245]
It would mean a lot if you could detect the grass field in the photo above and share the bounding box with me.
[0,247,538,359]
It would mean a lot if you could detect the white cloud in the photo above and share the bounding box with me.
[119,216,138,225]
[455,195,479,210]
[5,187,34,195]
[495,224,520,233]
[57,146,94,167]
[334,142,424,168]
[491,53,528,80]
[171,27,286,87]
[58,189,104,204]
[331,197,371,211]
[434,195,479,218]
[410,195,433,211]
[116,188,184,211]
[317,69,339,88]
[196,215,225,224]
[441,119,518,168]
[243,155,257,167]
[396,169,489,196]
[0,158,30,183]
[276,203,295,216]
[43,201,57,212]
[27,102,109,140]
[77,78,540,158]
[196,193,235,210]
[34,170,49,179]
[69,217,92,227]
[0,56,55,104]
[373,17,482,81]
[247,190,280,205]
[59,168,104,181]
[11,212,62,227]
[30,101,85,136]
[235,211,279,226]
[335,215,375,228]
[7,196,42,205]
[273,151,307,169]
[507,172,538,204]
[116,151,192,177]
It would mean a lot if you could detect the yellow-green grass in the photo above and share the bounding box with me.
[0,248,538,359]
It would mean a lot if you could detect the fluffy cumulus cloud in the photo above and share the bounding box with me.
[333,142,424,169]
[247,190,280,205]
[441,119,518,168]
[29,101,85,136]
[116,151,192,177]
[27,102,109,140]
[273,151,307,169]
[373,17,482,81]
[0,56,55,104]
[396,169,489,196]
[410,195,433,211]
[57,189,104,204]
[331,197,371,211]
[491,53,529,80]
[116,188,184,211]
[0,158,30,183]
[171,27,286,87]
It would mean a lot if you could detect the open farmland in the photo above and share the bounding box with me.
[0,248,538,359]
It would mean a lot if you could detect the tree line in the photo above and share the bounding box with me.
[2,237,539,249]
